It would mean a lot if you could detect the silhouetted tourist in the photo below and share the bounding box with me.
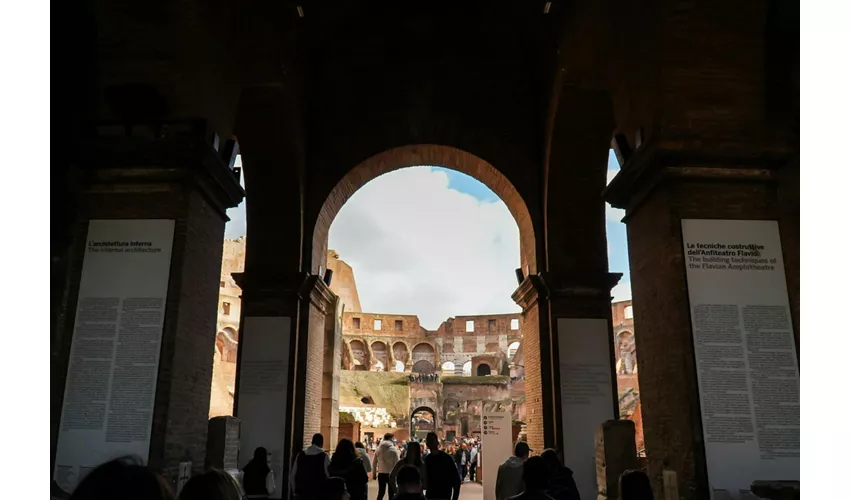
[373,432,401,500]
[506,456,553,500]
[69,456,174,500]
[496,441,530,500]
[355,441,372,476]
[323,476,351,500]
[540,449,580,500]
[328,438,369,500]
[423,432,461,500]
[394,465,427,500]
[291,433,331,499]
[391,435,427,498]
[179,469,242,500]
[468,444,478,482]
[241,447,275,498]
[452,445,464,481]
[618,470,653,500]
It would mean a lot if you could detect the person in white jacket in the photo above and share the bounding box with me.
[372,433,401,500]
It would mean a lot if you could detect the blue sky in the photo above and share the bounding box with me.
[433,150,631,302]
[225,151,632,327]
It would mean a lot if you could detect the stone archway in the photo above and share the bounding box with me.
[349,339,369,369]
[412,360,435,374]
[412,342,436,365]
[310,145,539,277]
[410,406,438,439]
[370,341,389,372]
[307,144,547,452]
[393,341,411,368]
[476,364,492,376]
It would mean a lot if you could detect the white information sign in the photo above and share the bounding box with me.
[54,219,175,493]
[481,411,513,500]
[237,316,292,499]
[682,219,799,500]
[557,318,617,500]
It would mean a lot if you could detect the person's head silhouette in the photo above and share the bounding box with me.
[69,456,174,500]
[178,469,241,500]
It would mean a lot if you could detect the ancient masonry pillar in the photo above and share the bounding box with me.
[605,151,800,500]
[510,275,552,453]
[543,272,622,500]
[232,270,304,499]
[297,275,338,448]
[320,295,343,447]
[51,125,243,489]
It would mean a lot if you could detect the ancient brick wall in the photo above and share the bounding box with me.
[519,303,543,452]
[303,302,327,447]
[327,250,362,313]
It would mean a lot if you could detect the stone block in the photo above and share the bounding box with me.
[595,420,637,500]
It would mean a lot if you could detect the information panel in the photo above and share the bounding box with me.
[481,410,513,500]
[54,219,175,493]
[557,318,617,500]
[682,219,799,500]
[236,316,291,499]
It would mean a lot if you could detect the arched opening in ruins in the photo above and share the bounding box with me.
[410,406,437,441]
[508,341,521,360]
[412,360,435,374]
[370,341,389,372]
[462,361,473,376]
[307,144,541,455]
[616,331,636,375]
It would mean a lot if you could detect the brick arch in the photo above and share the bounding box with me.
[348,338,370,368]
[310,144,538,276]
[392,341,411,364]
[370,340,389,371]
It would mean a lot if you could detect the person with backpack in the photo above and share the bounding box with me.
[241,447,275,499]
[328,439,369,500]
[290,433,330,499]
[373,433,401,500]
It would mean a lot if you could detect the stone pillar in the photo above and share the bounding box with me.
[605,152,797,500]
[595,420,638,500]
[233,270,304,499]
[320,296,343,448]
[205,416,241,471]
[297,276,338,449]
[544,272,622,500]
[511,275,552,453]
[51,125,243,486]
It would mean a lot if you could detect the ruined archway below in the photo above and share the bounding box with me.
[311,144,538,277]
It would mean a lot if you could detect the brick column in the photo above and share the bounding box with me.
[51,126,243,484]
[511,275,552,453]
[605,149,796,500]
[296,276,338,449]
[543,272,621,500]
[320,295,343,448]
[233,270,304,500]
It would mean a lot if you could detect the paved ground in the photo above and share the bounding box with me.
[366,479,483,500]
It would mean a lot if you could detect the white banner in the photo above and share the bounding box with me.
[54,219,175,493]
[236,316,292,499]
[481,410,513,500]
[682,219,799,500]
[557,318,616,500]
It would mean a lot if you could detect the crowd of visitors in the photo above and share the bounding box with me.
[63,431,654,500]
[409,373,440,383]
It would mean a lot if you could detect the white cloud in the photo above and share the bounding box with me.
[611,282,632,302]
[606,169,625,222]
[225,156,247,239]
[328,167,521,329]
